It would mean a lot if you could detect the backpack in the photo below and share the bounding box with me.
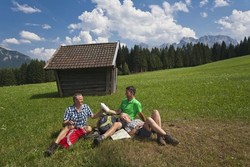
[97,114,117,134]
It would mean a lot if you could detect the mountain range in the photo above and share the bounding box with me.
[0,47,31,69]
[153,35,238,49]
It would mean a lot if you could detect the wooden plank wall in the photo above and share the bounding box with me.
[57,68,108,96]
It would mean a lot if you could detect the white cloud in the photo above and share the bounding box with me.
[79,31,94,43]
[200,12,208,18]
[185,0,191,6]
[2,38,32,45]
[66,0,195,46]
[25,23,39,26]
[42,24,51,29]
[2,38,20,45]
[214,0,229,8]
[30,48,56,60]
[11,1,41,14]
[19,39,31,44]
[20,30,44,41]
[25,23,51,30]
[200,0,209,7]
[216,9,250,40]
[173,1,189,13]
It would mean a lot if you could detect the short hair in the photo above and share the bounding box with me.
[126,86,136,95]
[73,93,83,102]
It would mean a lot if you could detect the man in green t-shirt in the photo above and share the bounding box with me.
[93,86,146,146]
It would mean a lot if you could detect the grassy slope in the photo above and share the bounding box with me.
[0,55,249,167]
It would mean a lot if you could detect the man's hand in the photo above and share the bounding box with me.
[128,128,138,136]
[105,109,118,115]
[63,121,74,127]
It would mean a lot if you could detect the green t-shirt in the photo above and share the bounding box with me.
[119,98,142,120]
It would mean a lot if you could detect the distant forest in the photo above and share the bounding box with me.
[116,36,250,75]
[0,36,250,87]
[0,60,54,87]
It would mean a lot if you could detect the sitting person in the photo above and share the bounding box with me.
[93,86,146,146]
[121,110,179,146]
[44,93,103,157]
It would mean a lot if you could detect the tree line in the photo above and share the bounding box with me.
[0,36,249,87]
[0,60,55,87]
[116,36,250,74]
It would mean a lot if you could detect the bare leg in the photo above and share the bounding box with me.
[55,126,74,144]
[93,122,122,146]
[144,110,179,146]
[45,125,74,156]
[103,122,122,138]
[151,109,162,127]
[143,117,167,136]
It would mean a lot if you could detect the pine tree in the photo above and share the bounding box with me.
[174,48,183,68]
[18,63,28,84]
[0,69,16,86]
[247,36,250,55]
[26,60,45,83]
[161,47,169,69]
[212,43,221,61]
[122,62,130,75]
[45,70,55,82]
[182,44,192,67]
[138,53,148,72]
[147,54,162,71]
[221,41,227,60]
[202,44,212,64]
[167,45,175,68]
[227,44,235,58]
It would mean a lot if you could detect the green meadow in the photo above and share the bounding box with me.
[0,55,249,167]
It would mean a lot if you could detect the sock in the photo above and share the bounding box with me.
[101,135,106,139]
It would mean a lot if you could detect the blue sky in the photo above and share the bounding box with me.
[0,0,250,60]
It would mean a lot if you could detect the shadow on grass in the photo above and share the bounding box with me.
[29,92,60,99]
[50,129,61,139]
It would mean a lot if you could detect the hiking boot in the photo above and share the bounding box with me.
[44,142,58,157]
[93,135,104,147]
[84,128,100,139]
[157,136,167,146]
[164,135,179,146]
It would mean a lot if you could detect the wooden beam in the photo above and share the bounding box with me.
[106,68,111,94]
[54,70,63,97]
[111,67,117,93]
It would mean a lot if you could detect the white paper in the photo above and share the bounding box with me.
[101,103,110,112]
[111,129,131,140]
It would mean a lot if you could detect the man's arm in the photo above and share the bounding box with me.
[106,109,122,115]
[138,112,146,122]
[91,109,104,119]
[63,107,75,127]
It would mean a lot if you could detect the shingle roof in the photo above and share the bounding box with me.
[44,42,119,70]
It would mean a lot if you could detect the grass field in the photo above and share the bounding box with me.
[0,55,249,167]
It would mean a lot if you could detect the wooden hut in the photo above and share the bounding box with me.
[44,42,119,97]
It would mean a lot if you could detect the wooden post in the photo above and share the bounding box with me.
[54,70,63,97]
[105,68,111,94]
[111,67,117,93]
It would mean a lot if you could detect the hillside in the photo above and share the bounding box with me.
[0,55,249,166]
[0,47,31,68]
